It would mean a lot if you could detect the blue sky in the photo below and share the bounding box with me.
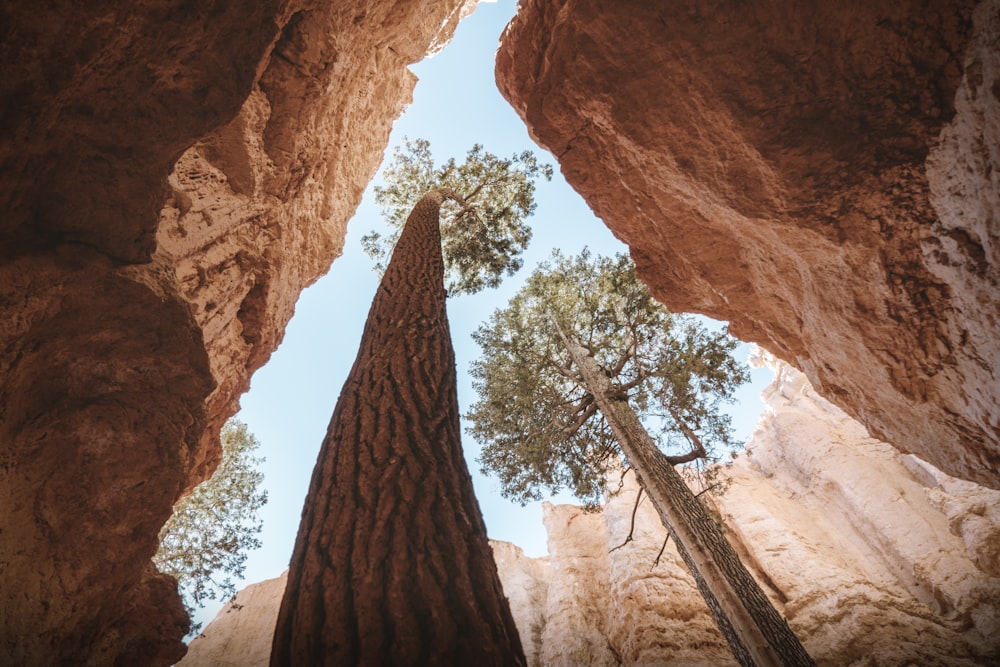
[194,0,772,629]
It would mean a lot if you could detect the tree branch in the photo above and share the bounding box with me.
[652,533,671,569]
[661,402,708,465]
[564,400,599,435]
[610,487,644,553]
[607,340,635,378]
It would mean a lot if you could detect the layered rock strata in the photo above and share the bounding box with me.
[495,0,1000,488]
[183,355,1000,665]
[0,1,472,663]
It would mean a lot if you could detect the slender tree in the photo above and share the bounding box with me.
[155,419,267,634]
[271,140,549,666]
[467,251,815,667]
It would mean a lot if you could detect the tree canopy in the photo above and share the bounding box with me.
[155,419,267,630]
[467,249,749,506]
[361,137,552,296]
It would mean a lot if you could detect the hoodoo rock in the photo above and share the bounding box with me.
[495,0,1000,488]
[0,1,473,663]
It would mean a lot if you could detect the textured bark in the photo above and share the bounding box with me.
[270,190,526,666]
[563,339,814,667]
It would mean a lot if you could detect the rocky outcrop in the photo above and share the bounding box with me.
[714,353,1000,665]
[0,1,472,663]
[491,541,550,667]
[512,357,1000,666]
[178,571,289,667]
[495,0,1000,489]
[183,354,1000,665]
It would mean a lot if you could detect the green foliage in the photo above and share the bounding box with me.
[466,250,749,507]
[361,137,553,296]
[155,419,267,632]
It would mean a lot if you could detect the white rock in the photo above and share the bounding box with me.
[177,571,286,667]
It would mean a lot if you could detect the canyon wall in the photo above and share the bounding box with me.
[495,0,1000,489]
[0,1,473,663]
[182,354,1000,665]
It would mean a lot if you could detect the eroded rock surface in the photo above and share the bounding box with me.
[184,354,1000,665]
[0,1,472,663]
[178,571,289,667]
[492,541,551,667]
[496,0,1000,488]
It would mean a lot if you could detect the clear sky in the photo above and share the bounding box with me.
[192,0,772,629]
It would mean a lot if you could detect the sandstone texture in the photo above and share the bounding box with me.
[496,0,1000,488]
[184,353,1000,665]
[0,1,473,663]
[714,352,1000,665]
[178,571,288,667]
[491,541,551,667]
[519,357,1000,665]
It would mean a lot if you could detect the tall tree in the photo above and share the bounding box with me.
[271,140,549,666]
[155,419,267,634]
[467,251,815,667]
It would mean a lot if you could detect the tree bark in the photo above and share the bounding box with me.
[562,338,814,667]
[270,190,526,666]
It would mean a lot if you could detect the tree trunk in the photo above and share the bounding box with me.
[270,190,526,666]
[563,339,814,667]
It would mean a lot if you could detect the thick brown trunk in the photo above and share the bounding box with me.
[270,190,526,666]
[563,339,814,667]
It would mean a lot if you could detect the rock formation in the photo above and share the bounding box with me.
[495,0,1000,489]
[179,572,290,667]
[4,0,998,663]
[0,1,473,663]
[183,354,1000,665]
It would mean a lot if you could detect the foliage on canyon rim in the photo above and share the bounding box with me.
[362,137,553,296]
[155,419,267,632]
[467,250,748,506]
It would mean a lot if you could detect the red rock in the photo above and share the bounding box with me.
[0,1,473,663]
[495,0,999,488]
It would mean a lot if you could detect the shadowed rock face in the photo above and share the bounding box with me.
[495,0,1000,488]
[0,0,472,663]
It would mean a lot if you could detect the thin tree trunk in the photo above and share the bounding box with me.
[270,190,526,666]
[562,338,814,667]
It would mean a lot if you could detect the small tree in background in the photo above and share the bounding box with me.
[155,419,267,632]
[362,137,552,295]
[467,250,815,666]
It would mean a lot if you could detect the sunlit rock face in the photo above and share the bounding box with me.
[178,571,289,667]
[716,352,1000,664]
[491,541,551,667]
[495,0,1000,489]
[0,1,473,663]
[520,354,1000,665]
[184,354,1000,665]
